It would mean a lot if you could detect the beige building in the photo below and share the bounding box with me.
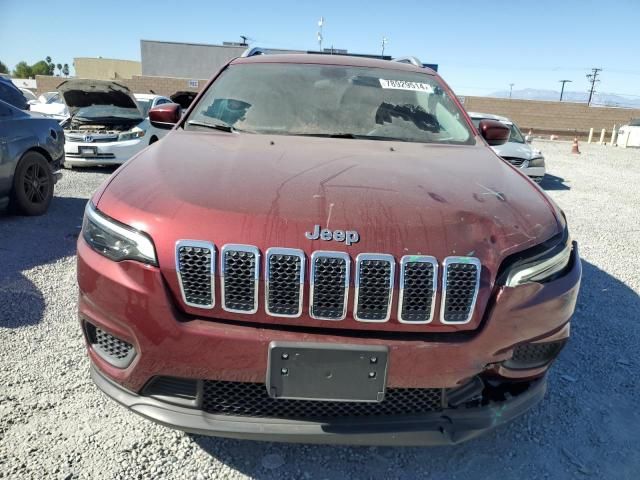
[74,57,141,80]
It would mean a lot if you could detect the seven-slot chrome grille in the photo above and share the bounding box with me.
[175,241,481,325]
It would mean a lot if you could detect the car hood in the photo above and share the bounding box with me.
[57,79,140,117]
[491,141,541,160]
[97,130,559,267]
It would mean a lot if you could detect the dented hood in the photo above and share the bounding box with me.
[57,79,140,117]
[97,130,560,270]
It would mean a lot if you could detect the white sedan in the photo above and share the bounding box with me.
[59,80,175,168]
[468,112,546,182]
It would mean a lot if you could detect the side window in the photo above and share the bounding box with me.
[0,103,14,118]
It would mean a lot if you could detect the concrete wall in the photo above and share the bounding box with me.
[461,96,640,137]
[74,58,141,80]
[140,40,304,79]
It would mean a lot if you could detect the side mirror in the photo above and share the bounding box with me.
[149,103,181,129]
[478,119,510,146]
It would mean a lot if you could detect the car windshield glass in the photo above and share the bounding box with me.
[74,104,142,120]
[187,64,474,145]
[508,123,525,143]
[136,100,152,117]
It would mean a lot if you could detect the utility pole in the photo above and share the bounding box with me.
[586,68,602,106]
[317,17,324,52]
[381,37,388,58]
[509,83,515,99]
[559,79,572,101]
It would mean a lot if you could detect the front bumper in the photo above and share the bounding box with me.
[91,364,547,446]
[64,138,147,167]
[78,236,580,444]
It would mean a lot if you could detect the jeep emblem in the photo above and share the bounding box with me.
[305,225,360,246]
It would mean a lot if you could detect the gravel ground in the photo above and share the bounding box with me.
[1,141,639,479]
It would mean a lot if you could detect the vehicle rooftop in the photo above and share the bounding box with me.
[468,111,512,124]
[231,53,437,75]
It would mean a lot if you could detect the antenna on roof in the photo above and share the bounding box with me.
[240,35,253,46]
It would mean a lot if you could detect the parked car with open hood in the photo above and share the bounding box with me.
[77,53,580,446]
[58,80,171,168]
[468,112,546,182]
[0,99,64,215]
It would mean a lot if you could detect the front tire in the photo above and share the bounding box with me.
[11,151,54,216]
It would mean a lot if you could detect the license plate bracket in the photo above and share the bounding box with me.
[266,342,388,402]
[79,146,97,156]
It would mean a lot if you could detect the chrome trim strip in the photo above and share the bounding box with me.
[397,255,438,324]
[440,256,481,325]
[309,251,350,321]
[264,247,306,318]
[220,244,260,314]
[175,240,216,309]
[353,253,395,323]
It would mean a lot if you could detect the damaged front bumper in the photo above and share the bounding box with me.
[91,364,547,446]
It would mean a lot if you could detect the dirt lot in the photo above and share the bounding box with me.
[1,140,639,479]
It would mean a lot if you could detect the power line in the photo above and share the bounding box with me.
[586,68,602,106]
[559,79,572,101]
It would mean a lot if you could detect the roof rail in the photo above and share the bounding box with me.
[392,56,423,67]
[241,47,267,57]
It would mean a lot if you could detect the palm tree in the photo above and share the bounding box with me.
[62,64,69,77]
[56,63,62,76]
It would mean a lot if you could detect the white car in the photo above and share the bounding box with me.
[468,112,546,183]
[29,91,69,119]
[617,119,640,148]
[19,88,38,104]
[59,80,173,167]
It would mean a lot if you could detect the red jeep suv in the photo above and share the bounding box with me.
[77,53,581,445]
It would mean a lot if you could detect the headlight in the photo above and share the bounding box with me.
[529,156,545,168]
[118,129,145,141]
[502,231,572,287]
[82,202,157,266]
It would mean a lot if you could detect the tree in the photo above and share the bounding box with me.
[62,63,69,77]
[0,61,8,74]
[45,56,55,75]
[31,60,52,76]
[13,61,33,78]
[56,63,62,76]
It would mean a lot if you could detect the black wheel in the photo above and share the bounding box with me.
[149,136,158,145]
[11,151,54,216]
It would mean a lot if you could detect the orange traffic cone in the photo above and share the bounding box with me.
[571,137,581,154]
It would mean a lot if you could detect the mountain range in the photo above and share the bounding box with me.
[489,89,640,108]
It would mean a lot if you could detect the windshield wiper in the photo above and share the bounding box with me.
[291,133,408,142]
[187,119,236,132]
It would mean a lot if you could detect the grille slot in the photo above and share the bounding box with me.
[398,256,438,323]
[505,340,567,369]
[502,156,526,167]
[202,380,444,420]
[221,245,260,314]
[354,254,395,322]
[309,252,350,320]
[265,248,305,317]
[85,322,135,368]
[441,257,481,324]
[176,241,215,308]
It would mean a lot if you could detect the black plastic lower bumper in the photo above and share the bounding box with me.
[90,365,547,446]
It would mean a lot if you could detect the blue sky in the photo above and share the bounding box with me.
[2,0,639,97]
